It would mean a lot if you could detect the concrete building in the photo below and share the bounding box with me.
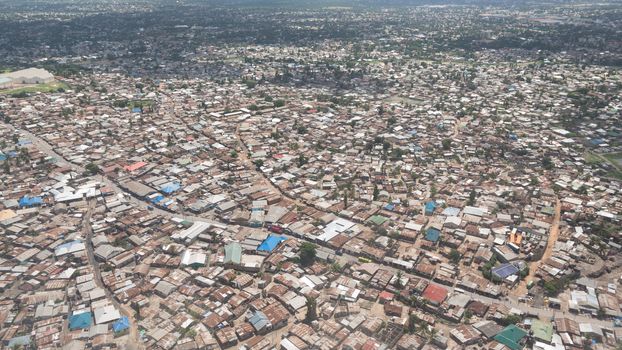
[0,68,54,88]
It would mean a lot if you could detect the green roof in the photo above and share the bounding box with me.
[367,215,388,225]
[531,319,553,343]
[494,325,528,350]
[224,243,242,264]
[541,207,555,215]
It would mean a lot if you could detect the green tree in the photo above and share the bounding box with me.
[85,162,99,175]
[299,242,317,266]
[542,156,553,170]
[305,297,317,323]
[467,189,476,206]
[394,271,403,288]
[297,154,308,167]
[273,99,285,108]
[501,314,522,326]
[407,314,420,334]
[442,138,452,150]
[449,249,461,263]
[463,309,473,323]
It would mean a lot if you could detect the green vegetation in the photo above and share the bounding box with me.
[481,256,498,281]
[584,152,604,165]
[448,249,461,263]
[113,99,154,110]
[603,152,622,166]
[299,242,317,266]
[500,314,522,326]
[305,297,317,323]
[84,162,100,176]
[1,81,69,96]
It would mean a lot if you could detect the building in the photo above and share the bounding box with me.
[0,68,54,88]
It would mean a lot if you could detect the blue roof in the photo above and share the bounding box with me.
[54,240,83,255]
[492,263,520,279]
[441,207,460,216]
[113,316,130,333]
[425,228,441,242]
[590,138,604,145]
[257,235,286,252]
[249,311,269,330]
[19,195,43,208]
[425,201,436,215]
[384,203,395,211]
[69,312,92,330]
[0,153,6,161]
[151,195,165,204]
[132,107,142,113]
[17,139,32,146]
[161,182,181,194]
[7,335,31,348]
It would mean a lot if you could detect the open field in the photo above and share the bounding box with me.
[0,81,69,95]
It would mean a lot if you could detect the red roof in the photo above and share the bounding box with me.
[379,291,394,301]
[422,284,448,305]
[124,161,147,172]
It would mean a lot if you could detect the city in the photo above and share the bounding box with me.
[0,1,621,350]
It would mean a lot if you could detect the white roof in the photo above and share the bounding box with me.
[93,305,121,324]
[317,218,355,242]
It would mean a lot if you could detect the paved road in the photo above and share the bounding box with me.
[8,122,615,331]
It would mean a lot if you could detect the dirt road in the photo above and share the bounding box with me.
[513,198,561,296]
[83,200,143,349]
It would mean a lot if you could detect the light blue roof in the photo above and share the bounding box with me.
[161,182,181,194]
[69,312,92,330]
[257,235,286,252]
[8,335,31,347]
[19,195,43,207]
[249,311,269,330]
[113,316,130,332]
[442,207,460,216]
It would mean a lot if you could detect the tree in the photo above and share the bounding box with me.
[299,242,317,266]
[542,156,553,170]
[305,297,317,323]
[467,189,476,206]
[374,226,388,236]
[449,249,461,263]
[273,99,285,108]
[394,271,403,288]
[331,262,342,273]
[343,190,348,209]
[463,309,473,323]
[85,162,99,175]
[297,154,308,167]
[373,185,379,200]
[442,138,452,150]
[407,314,420,334]
[501,314,522,326]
